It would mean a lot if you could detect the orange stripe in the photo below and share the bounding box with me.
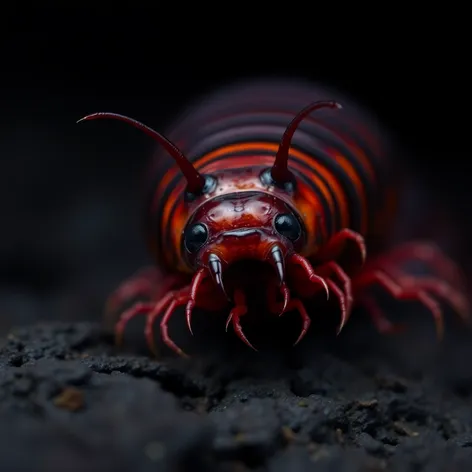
[325,146,368,234]
[162,142,340,230]
[198,153,338,229]
[158,140,370,268]
[198,142,348,226]
[308,116,377,184]
[178,152,335,252]
[161,152,340,268]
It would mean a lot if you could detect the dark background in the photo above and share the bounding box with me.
[0,9,469,334]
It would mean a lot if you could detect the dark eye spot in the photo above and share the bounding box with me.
[274,213,302,241]
[184,223,208,253]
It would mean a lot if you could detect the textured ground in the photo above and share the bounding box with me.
[1,302,472,472]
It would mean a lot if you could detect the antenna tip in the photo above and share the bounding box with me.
[76,114,95,124]
[76,113,102,124]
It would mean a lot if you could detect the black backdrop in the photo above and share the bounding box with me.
[0,9,469,333]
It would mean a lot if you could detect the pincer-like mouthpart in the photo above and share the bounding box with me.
[268,245,285,286]
[207,253,229,300]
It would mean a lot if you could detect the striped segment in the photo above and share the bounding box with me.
[143,79,397,271]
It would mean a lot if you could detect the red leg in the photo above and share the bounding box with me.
[288,299,311,346]
[353,266,470,339]
[225,289,257,351]
[274,229,364,339]
[156,290,192,358]
[185,268,210,335]
[287,253,329,299]
[284,254,353,338]
[266,283,311,345]
[275,298,312,346]
[110,266,227,358]
[143,268,225,357]
[380,270,469,322]
[105,266,187,320]
[372,241,466,288]
[268,292,312,346]
[265,282,290,316]
[315,228,367,275]
[360,294,407,335]
[115,301,155,346]
[316,262,353,312]
[325,280,348,334]
[314,261,355,333]
[349,240,470,339]
[355,270,444,338]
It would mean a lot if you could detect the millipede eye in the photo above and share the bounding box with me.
[259,168,296,193]
[274,213,302,241]
[184,174,218,202]
[184,223,209,253]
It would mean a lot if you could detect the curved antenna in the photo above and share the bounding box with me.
[271,100,343,184]
[77,112,206,194]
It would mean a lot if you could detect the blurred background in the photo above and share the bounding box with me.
[0,9,469,336]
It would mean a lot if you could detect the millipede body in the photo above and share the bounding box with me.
[78,78,469,357]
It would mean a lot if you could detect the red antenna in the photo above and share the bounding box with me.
[271,100,342,184]
[77,112,206,194]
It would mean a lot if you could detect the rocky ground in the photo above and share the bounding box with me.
[1,301,472,472]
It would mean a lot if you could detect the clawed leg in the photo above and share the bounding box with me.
[266,284,311,345]
[225,289,257,351]
[315,261,354,334]
[315,228,367,275]
[105,266,186,320]
[353,242,470,338]
[297,227,367,334]
[360,294,407,335]
[354,270,446,337]
[145,288,191,358]
[288,253,330,299]
[114,288,190,357]
[113,268,210,358]
[373,241,466,288]
[115,301,155,346]
[106,267,159,317]
[283,253,355,341]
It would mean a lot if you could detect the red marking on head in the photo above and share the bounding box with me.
[182,190,305,269]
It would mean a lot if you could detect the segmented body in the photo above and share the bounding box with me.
[145,80,397,274]
[79,78,470,357]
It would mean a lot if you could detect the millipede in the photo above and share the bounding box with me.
[78,78,470,357]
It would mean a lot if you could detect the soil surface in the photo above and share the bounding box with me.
[1,302,472,472]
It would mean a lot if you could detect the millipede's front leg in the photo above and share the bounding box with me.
[145,288,191,358]
[266,283,311,345]
[226,289,257,350]
[106,265,193,357]
[115,301,155,346]
[113,290,180,354]
[314,261,354,334]
[105,266,187,321]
